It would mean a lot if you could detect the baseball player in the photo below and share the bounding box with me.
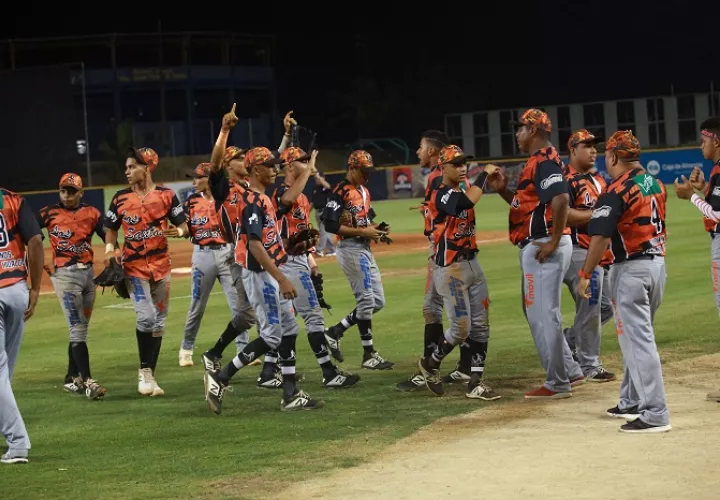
[103,147,189,397]
[672,116,720,402]
[322,150,395,370]
[38,173,108,399]
[0,187,43,464]
[578,130,671,433]
[178,163,248,367]
[487,108,583,399]
[410,145,500,400]
[560,130,617,382]
[312,173,336,257]
[256,146,360,388]
[204,146,324,412]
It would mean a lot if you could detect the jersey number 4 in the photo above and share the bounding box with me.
[0,213,9,249]
[650,197,663,234]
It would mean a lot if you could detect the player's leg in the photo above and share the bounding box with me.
[0,282,31,464]
[566,249,615,381]
[417,260,472,396]
[202,262,256,370]
[464,259,500,400]
[51,269,84,394]
[561,252,580,356]
[213,249,252,356]
[78,267,106,399]
[360,247,393,369]
[711,236,720,319]
[612,258,670,432]
[522,236,579,398]
[180,247,218,366]
[323,240,359,359]
[126,276,161,396]
[145,275,171,396]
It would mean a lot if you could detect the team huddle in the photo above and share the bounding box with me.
[3,106,720,462]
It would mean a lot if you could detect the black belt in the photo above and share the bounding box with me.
[197,243,228,250]
[454,251,477,262]
[627,253,657,262]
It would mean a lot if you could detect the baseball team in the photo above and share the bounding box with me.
[2,105,720,464]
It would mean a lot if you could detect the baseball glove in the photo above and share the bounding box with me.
[94,259,130,299]
[287,227,320,256]
[339,209,357,228]
[310,271,332,311]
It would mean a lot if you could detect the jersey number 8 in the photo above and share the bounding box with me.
[0,213,9,249]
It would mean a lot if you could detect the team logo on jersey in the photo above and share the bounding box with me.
[325,200,340,210]
[49,225,73,239]
[584,191,596,207]
[248,213,259,225]
[190,216,209,226]
[540,173,563,190]
[230,192,239,205]
[264,214,276,228]
[713,187,720,197]
[123,215,141,225]
[106,210,118,223]
[511,197,520,209]
[291,206,306,220]
[591,205,612,218]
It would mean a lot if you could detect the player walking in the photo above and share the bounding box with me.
[487,108,584,399]
[257,146,359,388]
[178,163,245,367]
[578,130,671,433]
[38,173,109,399]
[203,146,324,412]
[103,147,189,396]
[673,117,720,402]
[0,187,43,464]
[322,150,395,370]
[411,145,500,400]
[561,130,616,382]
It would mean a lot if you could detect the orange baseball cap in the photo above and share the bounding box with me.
[243,146,282,170]
[280,146,310,165]
[347,150,375,172]
[568,129,604,149]
[605,130,641,160]
[511,108,552,133]
[186,163,211,179]
[223,146,246,166]
[59,173,83,189]
[438,145,474,165]
[127,146,159,172]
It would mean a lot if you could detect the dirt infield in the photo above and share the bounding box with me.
[38,231,509,293]
[267,353,720,500]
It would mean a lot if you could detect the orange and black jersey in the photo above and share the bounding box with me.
[509,147,572,246]
[703,161,720,234]
[271,184,313,240]
[209,169,244,242]
[104,186,187,280]
[564,166,607,248]
[588,168,667,264]
[322,179,376,238]
[38,203,105,268]
[184,192,226,246]
[0,188,43,289]
[236,190,287,272]
[422,166,444,237]
[427,183,477,266]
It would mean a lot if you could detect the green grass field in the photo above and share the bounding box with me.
[4,189,720,499]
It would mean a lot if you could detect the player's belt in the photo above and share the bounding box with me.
[196,243,229,251]
[60,263,91,270]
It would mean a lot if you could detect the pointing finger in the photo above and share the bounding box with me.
[230,103,236,115]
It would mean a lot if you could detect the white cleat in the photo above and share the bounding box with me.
[179,348,194,367]
[138,368,154,396]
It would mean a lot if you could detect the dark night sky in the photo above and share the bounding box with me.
[3,10,718,144]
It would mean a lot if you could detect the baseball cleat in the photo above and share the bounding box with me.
[151,378,164,397]
[362,352,395,370]
[524,386,572,399]
[442,367,471,384]
[204,370,229,415]
[281,390,325,411]
[466,380,501,401]
[606,405,640,420]
[84,379,107,400]
[587,367,617,382]
[138,368,154,396]
[63,377,85,395]
[619,419,671,433]
[324,327,344,362]
[570,376,586,387]
[257,370,284,389]
[1,453,28,465]
[201,351,222,371]
[396,371,425,392]
[179,348,194,367]
[417,357,443,396]
[323,369,360,388]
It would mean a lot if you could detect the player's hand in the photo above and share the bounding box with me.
[576,277,591,300]
[533,240,557,263]
[360,226,386,240]
[487,168,508,192]
[674,175,695,200]
[308,150,318,176]
[377,221,391,233]
[310,265,320,276]
[483,164,501,176]
[283,110,297,134]
[689,166,706,191]
[163,225,182,238]
[222,103,238,131]
[25,288,39,321]
[104,249,120,267]
[279,277,298,300]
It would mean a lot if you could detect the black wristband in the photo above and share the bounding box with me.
[473,172,489,189]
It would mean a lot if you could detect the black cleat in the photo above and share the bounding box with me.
[417,357,443,396]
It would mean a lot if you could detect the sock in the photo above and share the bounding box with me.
[357,319,374,355]
[278,335,298,401]
[469,340,488,382]
[260,350,279,379]
[219,337,271,383]
[208,322,242,358]
[424,323,444,358]
[429,339,456,370]
[307,331,336,376]
[336,309,357,334]
[150,335,163,372]
[71,341,92,381]
[458,342,472,374]
[65,343,78,383]
[136,329,154,370]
